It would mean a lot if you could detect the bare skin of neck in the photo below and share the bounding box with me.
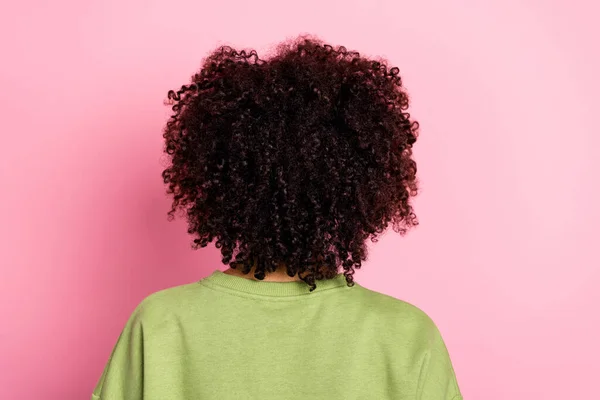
[223,264,303,282]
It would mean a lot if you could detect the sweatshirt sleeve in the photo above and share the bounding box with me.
[91,303,145,400]
[416,322,463,400]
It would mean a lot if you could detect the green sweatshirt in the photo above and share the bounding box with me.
[92,269,462,399]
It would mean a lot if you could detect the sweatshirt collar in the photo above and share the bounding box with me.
[200,269,350,297]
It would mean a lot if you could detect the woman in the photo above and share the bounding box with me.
[92,34,463,400]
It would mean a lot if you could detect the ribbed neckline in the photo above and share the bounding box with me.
[199,269,351,297]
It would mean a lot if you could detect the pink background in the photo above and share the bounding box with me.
[1,1,599,399]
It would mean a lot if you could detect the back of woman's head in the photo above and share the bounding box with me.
[162,34,420,291]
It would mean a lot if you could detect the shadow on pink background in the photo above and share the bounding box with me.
[1,1,598,399]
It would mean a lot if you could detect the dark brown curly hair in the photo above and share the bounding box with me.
[162,34,420,291]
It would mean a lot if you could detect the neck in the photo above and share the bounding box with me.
[222,265,303,282]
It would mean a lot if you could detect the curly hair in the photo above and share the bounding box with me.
[162,34,420,291]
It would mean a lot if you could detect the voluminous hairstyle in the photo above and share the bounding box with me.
[162,34,419,291]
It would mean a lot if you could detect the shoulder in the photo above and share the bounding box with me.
[352,282,444,343]
[353,283,435,323]
[353,284,461,395]
[125,281,203,327]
